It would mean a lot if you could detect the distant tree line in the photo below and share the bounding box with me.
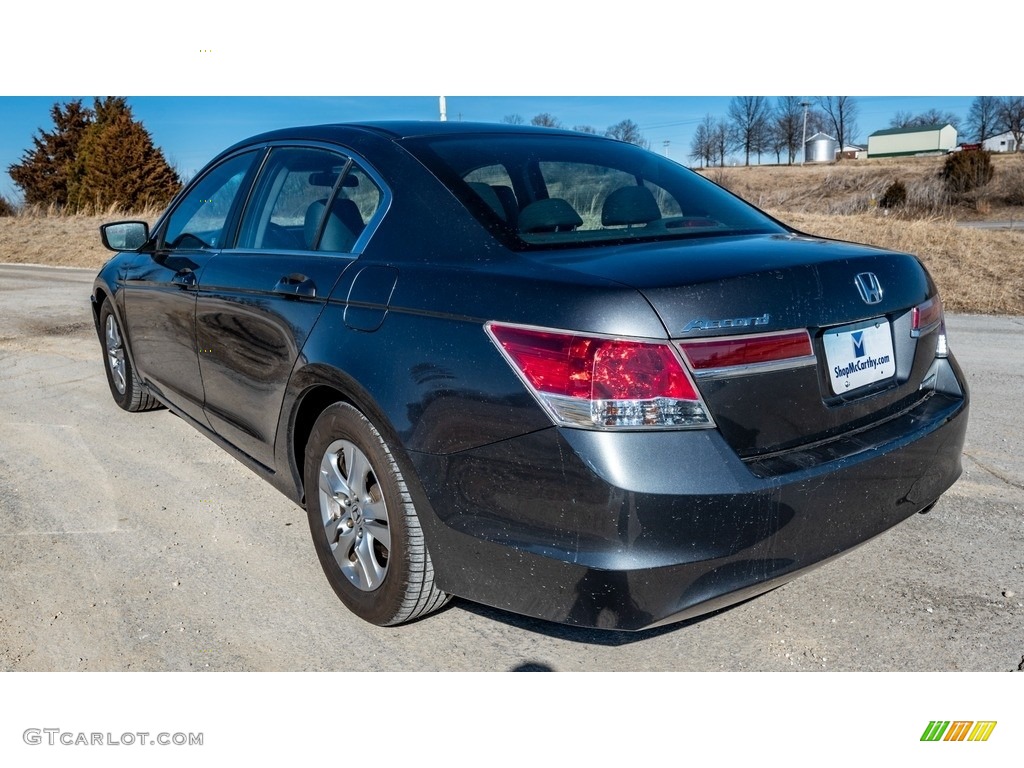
[7,97,181,214]
[686,95,1024,168]
[688,97,843,167]
[500,97,1023,169]
[968,96,1024,150]
[502,113,651,149]
[891,96,1024,150]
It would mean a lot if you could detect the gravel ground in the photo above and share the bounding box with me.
[1,264,1021,674]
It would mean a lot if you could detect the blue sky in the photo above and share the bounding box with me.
[0,95,986,201]
[1,4,1016,203]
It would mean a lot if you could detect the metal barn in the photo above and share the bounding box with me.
[867,124,958,158]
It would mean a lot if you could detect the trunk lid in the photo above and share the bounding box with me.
[534,233,945,459]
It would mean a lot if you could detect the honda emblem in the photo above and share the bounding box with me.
[855,272,883,305]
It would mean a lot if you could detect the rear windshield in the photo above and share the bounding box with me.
[401,133,787,250]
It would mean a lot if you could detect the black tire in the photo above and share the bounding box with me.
[304,402,449,626]
[98,298,162,412]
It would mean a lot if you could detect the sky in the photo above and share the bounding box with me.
[1,3,1020,763]
[0,95,986,201]
[1,1,1018,203]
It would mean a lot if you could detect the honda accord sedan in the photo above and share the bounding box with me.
[92,121,969,630]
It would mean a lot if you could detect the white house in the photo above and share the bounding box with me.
[839,143,866,160]
[981,130,1019,153]
[867,124,958,158]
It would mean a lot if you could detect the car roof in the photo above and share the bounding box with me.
[348,121,587,139]
[220,121,599,156]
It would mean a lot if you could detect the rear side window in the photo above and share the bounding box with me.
[340,164,382,229]
[237,149,384,253]
[161,151,258,250]
[237,147,349,251]
[312,162,383,253]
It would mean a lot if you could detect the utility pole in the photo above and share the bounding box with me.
[663,140,670,158]
[439,96,447,122]
[800,101,811,165]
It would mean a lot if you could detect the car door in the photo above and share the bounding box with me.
[121,149,261,426]
[195,146,386,468]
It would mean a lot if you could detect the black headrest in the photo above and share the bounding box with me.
[601,186,661,226]
[467,181,507,220]
[518,198,583,233]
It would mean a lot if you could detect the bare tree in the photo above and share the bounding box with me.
[573,124,598,134]
[817,96,858,156]
[767,127,787,164]
[502,113,524,125]
[530,113,562,128]
[713,119,730,167]
[892,108,960,131]
[997,96,1024,152]
[916,108,961,131]
[689,116,714,168]
[772,97,805,165]
[605,119,649,148]
[967,96,1000,142]
[806,108,830,137]
[889,110,915,128]
[727,96,771,166]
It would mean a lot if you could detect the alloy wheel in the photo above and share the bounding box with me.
[105,313,127,395]
[317,439,391,591]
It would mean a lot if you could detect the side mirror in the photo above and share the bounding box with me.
[100,221,150,252]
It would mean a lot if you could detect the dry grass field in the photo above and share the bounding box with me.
[1,155,1022,314]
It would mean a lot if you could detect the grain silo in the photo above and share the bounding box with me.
[805,132,838,163]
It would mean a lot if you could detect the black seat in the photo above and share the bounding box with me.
[467,182,507,221]
[601,186,661,227]
[518,198,583,233]
[490,185,519,225]
[305,198,365,251]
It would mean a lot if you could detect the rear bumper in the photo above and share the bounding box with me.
[408,383,968,631]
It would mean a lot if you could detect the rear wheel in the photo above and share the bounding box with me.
[304,402,449,626]
[99,298,162,412]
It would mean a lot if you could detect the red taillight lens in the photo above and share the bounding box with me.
[911,296,943,335]
[679,330,813,373]
[911,296,947,357]
[589,338,697,399]
[486,322,711,430]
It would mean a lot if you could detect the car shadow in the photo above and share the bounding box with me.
[447,594,770,648]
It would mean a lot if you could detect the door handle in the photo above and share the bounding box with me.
[273,274,316,298]
[171,269,197,288]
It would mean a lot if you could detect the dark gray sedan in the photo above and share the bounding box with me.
[92,122,968,630]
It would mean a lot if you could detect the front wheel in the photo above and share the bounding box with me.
[98,298,162,412]
[304,402,449,626]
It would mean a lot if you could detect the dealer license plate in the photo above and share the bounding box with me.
[822,319,896,394]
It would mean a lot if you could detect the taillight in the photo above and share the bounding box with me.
[485,322,713,430]
[911,296,947,357]
[678,330,814,376]
[911,296,942,335]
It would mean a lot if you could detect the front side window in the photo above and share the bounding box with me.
[161,151,257,250]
